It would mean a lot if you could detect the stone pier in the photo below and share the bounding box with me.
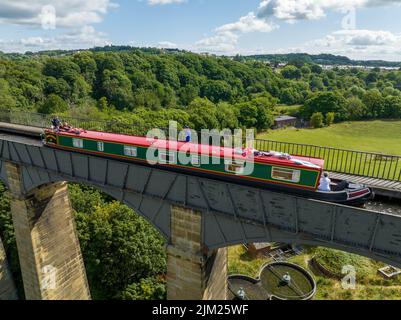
[0,236,18,300]
[5,162,90,300]
[167,205,227,300]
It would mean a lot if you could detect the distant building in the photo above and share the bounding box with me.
[274,115,297,129]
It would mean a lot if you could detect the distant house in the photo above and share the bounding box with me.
[274,115,297,129]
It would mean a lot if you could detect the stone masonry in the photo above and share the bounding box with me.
[5,162,90,300]
[0,236,18,300]
[167,205,227,300]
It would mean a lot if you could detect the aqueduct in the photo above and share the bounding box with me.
[1,132,401,300]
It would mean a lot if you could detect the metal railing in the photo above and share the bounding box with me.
[0,109,400,182]
[254,139,401,182]
[0,109,157,137]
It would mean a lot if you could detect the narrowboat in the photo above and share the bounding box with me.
[43,128,374,206]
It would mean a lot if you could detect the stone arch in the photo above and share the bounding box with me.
[31,180,170,240]
[2,153,174,239]
[5,157,401,269]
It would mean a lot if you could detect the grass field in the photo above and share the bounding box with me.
[258,120,401,155]
[228,245,401,300]
[257,120,401,180]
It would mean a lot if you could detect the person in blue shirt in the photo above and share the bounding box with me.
[184,125,191,142]
[51,116,61,132]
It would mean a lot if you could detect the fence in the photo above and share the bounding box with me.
[0,109,155,136]
[0,109,400,182]
[254,139,401,182]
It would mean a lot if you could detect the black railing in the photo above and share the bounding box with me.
[254,139,401,182]
[0,109,158,137]
[0,109,400,182]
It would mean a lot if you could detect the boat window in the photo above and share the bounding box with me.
[225,160,245,175]
[97,141,104,152]
[159,151,176,164]
[72,138,83,148]
[124,146,137,157]
[191,155,200,167]
[271,167,301,183]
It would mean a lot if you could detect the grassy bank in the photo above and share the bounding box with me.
[258,120,401,155]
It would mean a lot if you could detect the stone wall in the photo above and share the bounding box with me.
[167,206,227,300]
[0,237,18,300]
[5,162,90,300]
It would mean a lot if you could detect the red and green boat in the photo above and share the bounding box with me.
[43,128,373,206]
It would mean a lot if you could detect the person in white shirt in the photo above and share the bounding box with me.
[318,172,331,192]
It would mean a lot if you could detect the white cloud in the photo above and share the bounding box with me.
[158,41,178,48]
[295,29,401,60]
[217,12,276,34]
[0,1,117,52]
[194,0,401,55]
[195,31,239,53]
[0,25,111,53]
[0,0,118,28]
[196,11,276,54]
[147,0,185,5]
[257,0,401,23]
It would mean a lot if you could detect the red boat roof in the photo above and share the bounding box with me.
[49,128,324,170]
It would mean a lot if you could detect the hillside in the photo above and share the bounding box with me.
[0,46,401,134]
[238,53,401,68]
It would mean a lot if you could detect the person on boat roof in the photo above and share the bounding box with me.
[51,116,61,132]
[61,122,72,131]
[318,172,331,192]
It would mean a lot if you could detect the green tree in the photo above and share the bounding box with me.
[0,79,17,109]
[326,112,335,126]
[345,96,366,120]
[121,277,166,300]
[310,76,324,91]
[101,69,134,110]
[236,96,274,130]
[281,65,302,80]
[0,183,23,297]
[362,89,385,118]
[216,102,238,129]
[43,58,81,83]
[97,96,108,111]
[73,51,98,85]
[201,80,233,103]
[301,65,311,76]
[279,87,302,105]
[44,77,71,100]
[187,97,219,130]
[302,91,347,121]
[74,200,166,299]
[310,64,323,74]
[38,94,68,114]
[383,95,401,118]
[310,112,324,128]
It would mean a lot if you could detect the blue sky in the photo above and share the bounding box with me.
[1,0,401,60]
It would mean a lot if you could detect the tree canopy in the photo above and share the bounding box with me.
[0,47,400,129]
